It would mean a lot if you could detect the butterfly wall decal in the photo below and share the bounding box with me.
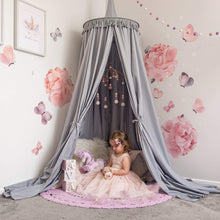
[152,88,163,99]
[193,98,205,113]
[182,24,198,42]
[0,45,15,66]
[50,27,62,41]
[34,101,52,125]
[144,45,151,54]
[179,72,194,88]
[163,101,175,112]
[32,141,43,155]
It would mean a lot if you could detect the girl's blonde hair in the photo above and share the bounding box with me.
[109,130,131,153]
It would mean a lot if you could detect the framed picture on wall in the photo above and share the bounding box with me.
[14,0,46,56]
[0,0,3,45]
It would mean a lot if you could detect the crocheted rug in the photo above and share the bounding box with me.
[40,189,172,209]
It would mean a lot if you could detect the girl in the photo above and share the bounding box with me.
[75,130,158,199]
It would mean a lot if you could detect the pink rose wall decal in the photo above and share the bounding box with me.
[162,115,198,158]
[45,67,74,107]
[144,43,178,83]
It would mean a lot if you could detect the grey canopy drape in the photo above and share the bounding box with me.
[80,38,139,148]
[4,16,219,201]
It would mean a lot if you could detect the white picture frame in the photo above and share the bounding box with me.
[14,0,46,56]
[0,0,3,45]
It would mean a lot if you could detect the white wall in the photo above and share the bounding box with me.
[115,0,220,185]
[0,0,106,191]
[1,0,220,193]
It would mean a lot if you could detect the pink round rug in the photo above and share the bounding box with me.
[40,188,172,209]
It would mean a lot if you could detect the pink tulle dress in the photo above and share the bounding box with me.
[75,152,156,199]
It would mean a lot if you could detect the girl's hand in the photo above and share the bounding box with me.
[101,166,110,175]
[101,168,106,176]
[104,169,113,179]
[110,168,114,175]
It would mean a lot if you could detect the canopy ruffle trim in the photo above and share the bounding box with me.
[83,18,140,33]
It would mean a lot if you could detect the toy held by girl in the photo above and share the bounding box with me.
[75,130,159,199]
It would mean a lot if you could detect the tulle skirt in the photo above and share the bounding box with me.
[75,168,156,199]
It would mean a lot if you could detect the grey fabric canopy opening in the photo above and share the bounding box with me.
[4,0,219,201]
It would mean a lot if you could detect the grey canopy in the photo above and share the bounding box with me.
[4,0,219,201]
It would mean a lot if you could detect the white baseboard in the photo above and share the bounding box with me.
[0,188,4,194]
[186,177,220,187]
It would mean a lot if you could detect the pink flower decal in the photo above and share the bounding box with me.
[45,67,74,107]
[152,88,163,99]
[162,115,198,158]
[182,24,198,42]
[114,138,121,146]
[144,44,178,83]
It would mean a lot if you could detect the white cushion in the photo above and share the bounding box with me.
[74,138,109,161]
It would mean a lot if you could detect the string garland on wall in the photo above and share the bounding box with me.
[136,1,219,40]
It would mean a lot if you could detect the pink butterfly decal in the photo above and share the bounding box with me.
[0,45,15,66]
[163,101,175,112]
[193,98,205,113]
[153,88,163,99]
[34,101,52,125]
[32,142,43,155]
[182,24,198,42]
[179,72,194,88]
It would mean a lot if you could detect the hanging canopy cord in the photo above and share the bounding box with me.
[70,121,81,134]
[132,117,143,143]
